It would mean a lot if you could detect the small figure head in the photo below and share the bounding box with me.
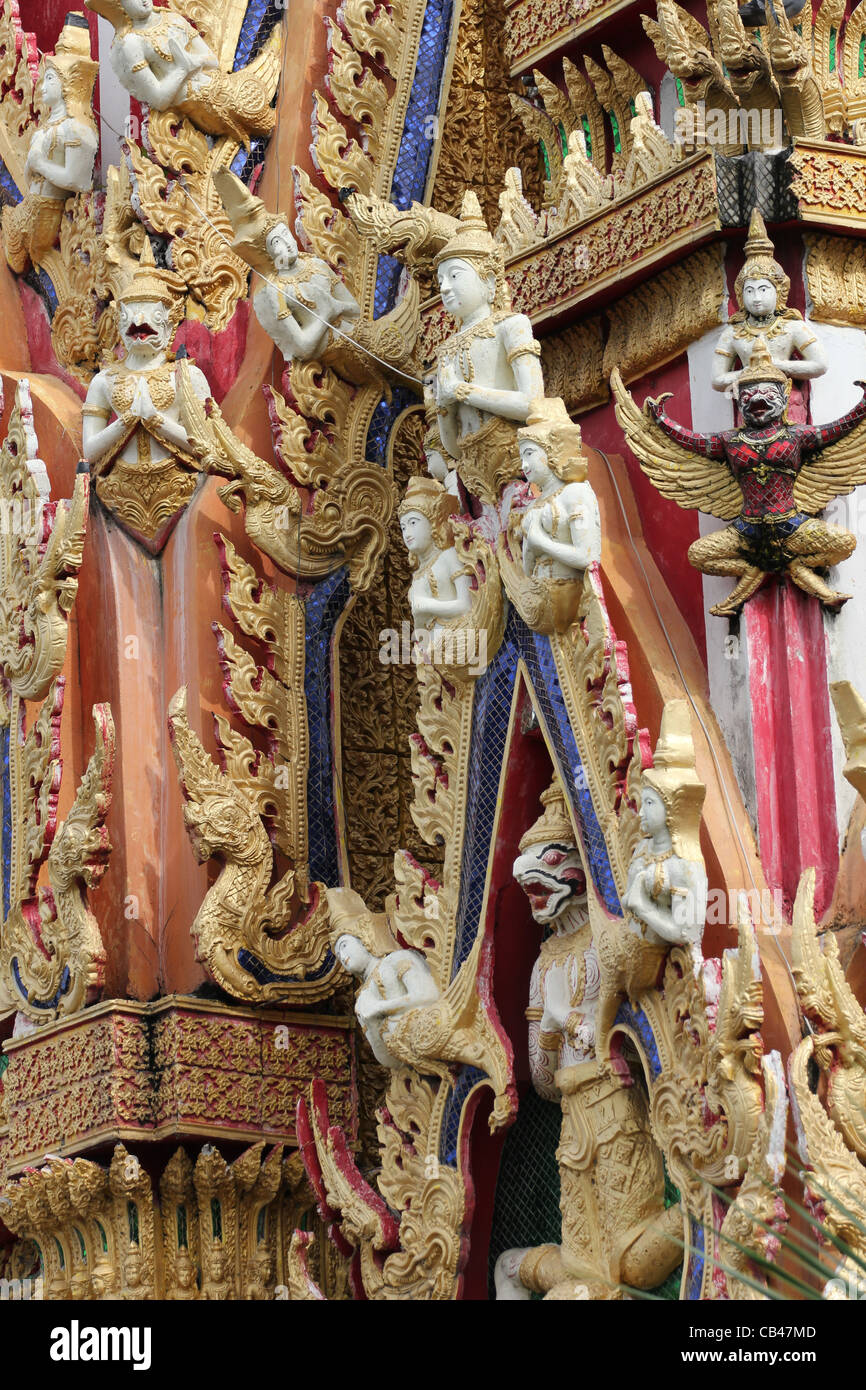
[434,190,509,316]
[40,15,98,121]
[735,335,790,425]
[175,1249,195,1290]
[519,438,554,490]
[734,208,790,312]
[265,221,299,273]
[117,239,184,356]
[437,257,495,322]
[640,701,705,862]
[513,778,588,925]
[334,932,370,976]
[638,785,668,837]
[120,0,154,20]
[517,398,587,484]
[399,508,434,558]
[398,475,459,565]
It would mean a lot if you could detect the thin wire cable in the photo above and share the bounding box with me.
[595,446,806,1018]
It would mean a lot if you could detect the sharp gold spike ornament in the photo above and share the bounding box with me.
[0,380,114,1022]
[611,341,866,615]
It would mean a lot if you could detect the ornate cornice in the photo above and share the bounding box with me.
[2,998,356,1175]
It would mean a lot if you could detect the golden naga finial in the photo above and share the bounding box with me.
[642,699,706,864]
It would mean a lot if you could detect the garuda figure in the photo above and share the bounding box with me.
[612,340,866,616]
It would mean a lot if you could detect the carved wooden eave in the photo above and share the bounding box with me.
[790,138,866,231]
[1,997,356,1177]
[505,0,641,76]
[419,150,720,358]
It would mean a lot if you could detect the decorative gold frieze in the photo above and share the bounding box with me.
[505,0,636,76]
[2,998,356,1173]
[804,230,866,326]
[790,139,866,228]
[2,1137,342,1300]
[602,245,727,384]
[420,153,720,358]
[539,316,607,415]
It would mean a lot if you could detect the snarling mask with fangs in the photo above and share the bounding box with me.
[118,298,172,357]
[512,840,588,925]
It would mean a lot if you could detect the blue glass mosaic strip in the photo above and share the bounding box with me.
[233,0,283,71]
[439,1064,484,1165]
[231,137,266,182]
[2,724,10,922]
[37,269,58,312]
[373,0,455,316]
[686,1215,705,1300]
[366,385,417,465]
[305,567,350,886]
[525,626,619,914]
[0,160,21,209]
[613,998,661,1080]
[237,945,336,985]
[451,614,520,979]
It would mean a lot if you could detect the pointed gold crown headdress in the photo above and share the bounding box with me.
[737,336,790,393]
[43,13,98,116]
[518,776,577,851]
[85,0,130,32]
[735,207,790,310]
[642,700,705,863]
[517,397,588,483]
[213,166,289,278]
[118,236,185,309]
[326,887,396,958]
[398,474,459,533]
[434,190,510,310]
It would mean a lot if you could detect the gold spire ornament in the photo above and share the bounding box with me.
[518,777,575,851]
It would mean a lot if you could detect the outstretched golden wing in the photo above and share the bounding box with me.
[611,367,743,520]
[793,411,866,514]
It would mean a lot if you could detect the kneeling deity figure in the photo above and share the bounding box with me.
[712,209,826,403]
[430,192,544,503]
[515,398,601,582]
[2,15,98,274]
[214,168,361,364]
[327,889,440,1069]
[87,0,275,146]
[495,777,682,1300]
[613,339,866,615]
[398,476,473,635]
[82,240,211,549]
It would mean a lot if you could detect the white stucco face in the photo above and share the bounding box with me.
[335,934,370,975]
[639,786,668,837]
[436,257,492,321]
[399,509,433,555]
[265,223,298,273]
[742,277,777,318]
[519,438,553,489]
